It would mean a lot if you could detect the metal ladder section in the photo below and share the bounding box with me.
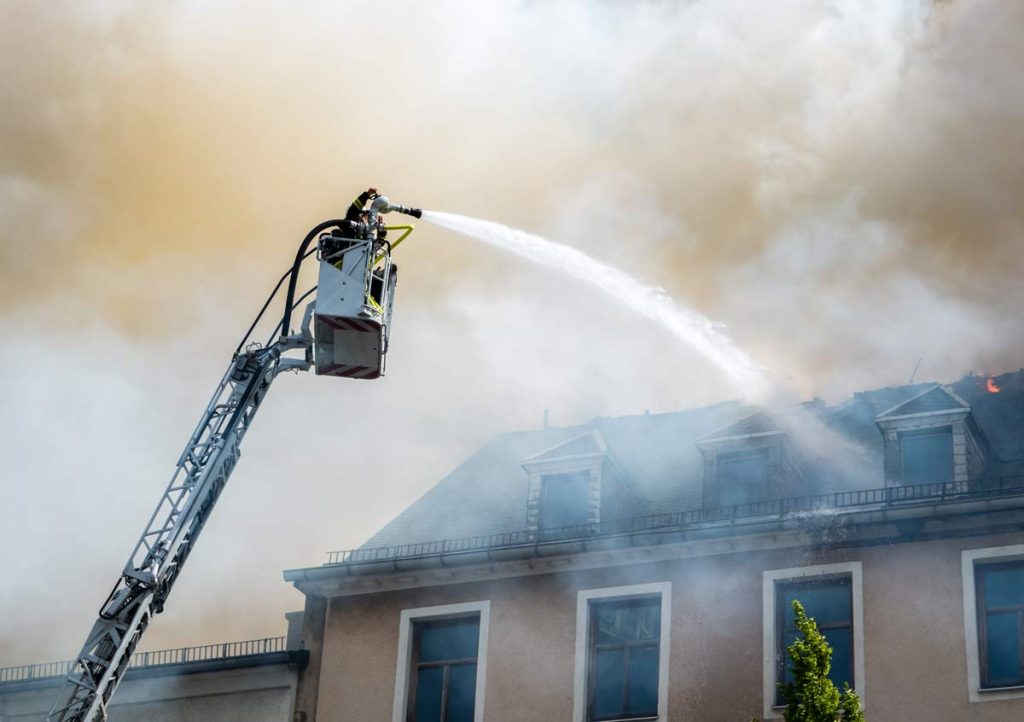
[48,334,311,721]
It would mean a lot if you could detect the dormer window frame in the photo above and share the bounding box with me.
[716,446,773,508]
[696,413,803,509]
[521,431,639,534]
[537,469,592,531]
[898,426,954,486]
[880,408,966,487]
[875,385,989,488]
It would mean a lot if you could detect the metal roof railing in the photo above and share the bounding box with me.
[0,636,287,685]
[325,475,1024,566]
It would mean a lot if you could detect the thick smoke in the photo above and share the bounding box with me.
[1,1,1022,664]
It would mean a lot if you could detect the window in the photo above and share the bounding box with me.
[407,617,480,722]
[393,602,489,722]
[775,577,853,705]
[975,561,1024,689]
[588,598,661,720]
[900,427,952,485]
[573,583,671,722]
[540,471,590,529]
[719,449,769,506]
[762,563,864,719]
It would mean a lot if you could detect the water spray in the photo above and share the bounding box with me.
[420,210,770,400]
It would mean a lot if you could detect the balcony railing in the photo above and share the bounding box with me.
[0,636,287,685]
[324,475,1024,566]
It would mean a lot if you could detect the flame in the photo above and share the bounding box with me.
[986,377,1001,393]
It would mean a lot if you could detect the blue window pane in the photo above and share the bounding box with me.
[983,568,1024,609]
[901,429,952,485]
[627,646,659,715]
[780,662,794,689]
[783,584,851,627]
[594,649,625,718]
[778,578,853,704]
[446,663,477,722]
[595,601,660,645]
[719,452,769,506]
[823,628,853,689]
[419,619,479,663]
[540,473,590,529]
[985,612,1021,684]
[413,667,443,722]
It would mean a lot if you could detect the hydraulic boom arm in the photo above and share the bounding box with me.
[48,333,312,721]
[44,220,332,722]
[48,195,418,721]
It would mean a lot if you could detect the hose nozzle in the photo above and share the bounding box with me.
[392,204,422,219]
[371,195,422,218]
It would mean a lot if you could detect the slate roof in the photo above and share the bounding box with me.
[523,430,608,463]
[698,411,781,441]
[877,384,970,418]
[949,370,1024,476]
[362,370,1024,549]
[363,401,749,547]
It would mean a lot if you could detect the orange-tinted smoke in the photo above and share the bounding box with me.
[2,1,1023,385]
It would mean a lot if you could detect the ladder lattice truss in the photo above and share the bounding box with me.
[48,335,310,721]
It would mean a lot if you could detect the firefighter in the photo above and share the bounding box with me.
[340,187,380,239]
[346,187,377,223]
[338,187,387,314]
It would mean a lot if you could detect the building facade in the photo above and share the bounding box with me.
[285,371,1024,722]
[0,630,307,722]
[6,373,1021,721]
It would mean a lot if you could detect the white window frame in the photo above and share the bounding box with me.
[762,562,865,720]
[962,544,1024,702]
[572,581,672,722]
[392,600,491,722]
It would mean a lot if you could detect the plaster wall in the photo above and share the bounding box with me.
[312,530,1024,722]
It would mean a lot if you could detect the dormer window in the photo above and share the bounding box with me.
[521,431,640,534]
[718,449,770,507]
[538,471,590,530]
[900,427,953,485]
[876,385,989,488]
[697,412,802,508]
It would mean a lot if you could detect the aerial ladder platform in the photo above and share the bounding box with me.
[47,193,422,721]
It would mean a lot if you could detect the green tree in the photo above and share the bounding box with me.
[777,600,864,722]
[750,599,864,722]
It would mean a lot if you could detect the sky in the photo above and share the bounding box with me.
[1,0,1022,665]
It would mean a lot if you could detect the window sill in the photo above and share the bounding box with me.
[594,717,659,722]
[970,683,1024,703]
[979,684,1024,693]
